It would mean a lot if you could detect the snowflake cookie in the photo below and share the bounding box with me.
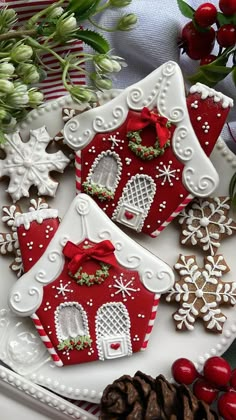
[166,254,236,333]
[0,126,70,202]
[179,197,236,256]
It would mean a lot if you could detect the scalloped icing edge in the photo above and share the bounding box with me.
[0,364,97,419]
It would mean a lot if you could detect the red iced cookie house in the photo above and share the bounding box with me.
[9,194,174,367]
[63,61,233,237]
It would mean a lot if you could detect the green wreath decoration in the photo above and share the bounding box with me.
[57,335,92,352]
[127,130,170,160]
[70,262,110,286]
[83,181,114,202]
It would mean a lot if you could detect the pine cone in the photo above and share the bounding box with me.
[99,371,219,420]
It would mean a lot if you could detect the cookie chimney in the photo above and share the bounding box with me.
[14,206,60,272]
[187,82,233,156]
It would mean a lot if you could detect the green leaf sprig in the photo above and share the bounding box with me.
[0,0,137,141]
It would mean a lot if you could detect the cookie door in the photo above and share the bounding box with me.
[112,174,156,232]
[96,302,132,360]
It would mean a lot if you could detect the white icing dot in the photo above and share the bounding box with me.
[195,289,203,298]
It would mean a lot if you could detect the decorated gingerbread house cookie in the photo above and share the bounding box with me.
[63,61,233,237]
[9,194,174,367]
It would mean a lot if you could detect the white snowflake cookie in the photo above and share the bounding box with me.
[0,126,70,202]
[179,197,236,255]
[166,254,236,333]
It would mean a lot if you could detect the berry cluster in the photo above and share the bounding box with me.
[178,0,236,87]
[172,356,236,420]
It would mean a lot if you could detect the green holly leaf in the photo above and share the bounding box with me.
[200,65,232,83]
[76,29,110,53]
[231,192,236,212]
[177,0,195,19]
[188,47,235,87]
[217,12,236,26]
[67,0,101,21]
[232,67,236,87]
[229,172,236,199]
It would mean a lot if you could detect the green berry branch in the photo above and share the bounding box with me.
[0,0,137,141]
[177,0,236,87]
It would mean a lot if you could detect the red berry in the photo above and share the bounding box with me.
[194,3,218,28]
[217,24,236,47]
[219,0,236,16]
[181,21,215,60]
[218,391,236,420]
[204,356,231,387]
[200,54,217,65]
[193,378,219,404]
[230,368,236,390]
[172,358,198,385]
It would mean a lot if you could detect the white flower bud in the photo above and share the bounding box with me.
[0,8,17,32]
[11,44,33,63]
[7,83,29,107]
[17,63,40,84]
[0,62,15,77]
[28,90,44,106]
[94,77,113,90]
[116,13,138,31]
[90,72,113,90]
[55,13,77,41]
[70,86,97,103]
[47,7,64,19]
[0,79,14,94]
[94,55,114,73]
[0,108,11,123]
[110,60,122,72]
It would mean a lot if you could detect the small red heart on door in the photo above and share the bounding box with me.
[124,211,134,220]
[110,343,120,350]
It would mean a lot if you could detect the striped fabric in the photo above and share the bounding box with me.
[1,0,85,100]
[73,400,101,417]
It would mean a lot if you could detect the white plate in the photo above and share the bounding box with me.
[0,94,236,406]
[0,364,96,419]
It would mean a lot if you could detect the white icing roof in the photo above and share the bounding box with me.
[8,194,175,317]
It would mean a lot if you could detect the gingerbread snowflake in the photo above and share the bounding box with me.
[166,254,236,333]
[0,198,49,277]
[1,204,23,277]
[179,197,236,256]
[0,126,70,202]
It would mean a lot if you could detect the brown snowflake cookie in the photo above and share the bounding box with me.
[1,203,23,277]
[166,254,236,333]
[178,196,236,256]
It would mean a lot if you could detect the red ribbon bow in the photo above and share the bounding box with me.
[127,107,171,148]
[63,240,117,275]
